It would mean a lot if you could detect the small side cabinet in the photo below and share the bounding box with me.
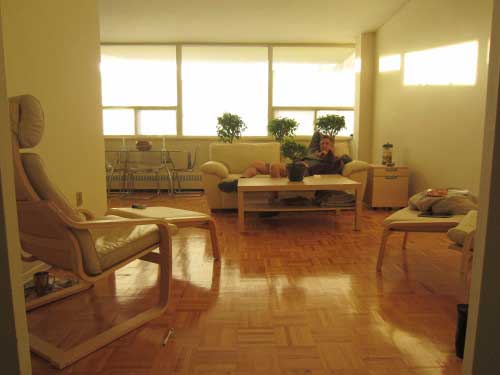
[365,165,409,208]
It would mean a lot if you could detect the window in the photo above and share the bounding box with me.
[274,110,315,136]
[274,109,354,137]
[100,44,356,137]
[182,46,268,136]
[101,45,177,106]
[100,45,177,135]
[271,47,355,136]
[317,110,354,137]
[102,109,134,135]
[137,110,177,135]
[273,47,355,107]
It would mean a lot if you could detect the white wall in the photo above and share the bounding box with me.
[354,32,375,161]
[0,7,32,373]
[372,0,493,195]
[99,0,408,43]
[1,0,107,215]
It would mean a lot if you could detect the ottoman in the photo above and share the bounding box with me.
[109,206,220,259]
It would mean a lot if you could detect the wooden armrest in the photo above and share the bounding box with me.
[68,217,173,230]
[17,200,174,231]
[463,229,476,250]
[385,221,458,232]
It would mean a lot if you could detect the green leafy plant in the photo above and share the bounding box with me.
[315,114,346,136]
[216,113,247,143]
[268,117,299,143]
[281,138,308,162]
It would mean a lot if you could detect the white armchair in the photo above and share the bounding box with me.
[200,141,369,210]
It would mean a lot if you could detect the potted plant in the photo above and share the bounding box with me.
[268,117,299,143]
[314,114,346,141]
[281,138,308,182]
[216,113,247,143]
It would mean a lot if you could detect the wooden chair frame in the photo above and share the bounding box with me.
[11,132,175,369]
[449,229,475,298]
[376,221,460,271]
[377,222,475,296]
[20,200,174,369]
[165,217,220,259]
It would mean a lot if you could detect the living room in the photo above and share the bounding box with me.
[1,0,499,374]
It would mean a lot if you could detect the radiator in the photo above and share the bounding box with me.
[108,172,202,190]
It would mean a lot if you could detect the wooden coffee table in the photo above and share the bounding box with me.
[237,175,362,231]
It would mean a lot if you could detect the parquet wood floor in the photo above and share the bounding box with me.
[29,193,463,374]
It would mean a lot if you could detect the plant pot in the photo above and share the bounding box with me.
[286,162,307,182]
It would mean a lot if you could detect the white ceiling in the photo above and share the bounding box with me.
[99,0,410,44]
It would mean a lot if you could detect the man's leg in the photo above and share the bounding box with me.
[279,162,287,177]
[262,162,285,218]
[246,161,269,176]
[270,162,287,178]
[241,167,258,178]
[218,160,269,193]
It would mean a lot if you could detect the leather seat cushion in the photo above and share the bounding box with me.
[383,207,464,231]
[90,215,160,271]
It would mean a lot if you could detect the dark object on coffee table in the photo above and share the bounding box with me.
[286,163,307,182]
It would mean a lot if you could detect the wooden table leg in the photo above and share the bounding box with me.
[238,190,245,231]
[354,187,362,231]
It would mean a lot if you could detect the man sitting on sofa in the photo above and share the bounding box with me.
[218,135,344,193]
[305,134,345,175]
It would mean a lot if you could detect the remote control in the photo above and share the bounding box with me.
[131,204,147,209]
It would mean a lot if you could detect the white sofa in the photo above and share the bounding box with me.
[200,141,369,210]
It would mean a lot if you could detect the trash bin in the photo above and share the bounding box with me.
[455,304,468,358]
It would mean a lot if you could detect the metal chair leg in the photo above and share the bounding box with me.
[127,172,133,194]
[164,167,174,196]
[124,171,134,195]
[156,170,161,195]
[174,171,182,193]
[106,169,114,195]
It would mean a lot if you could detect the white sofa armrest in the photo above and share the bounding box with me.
[447,210,477,246]
[342,160,369,177]
[200,161,229,179]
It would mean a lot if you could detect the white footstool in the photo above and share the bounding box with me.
[109,206,220,259]
[377,207,463,271]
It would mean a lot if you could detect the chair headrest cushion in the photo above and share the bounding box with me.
[9,95,45,148]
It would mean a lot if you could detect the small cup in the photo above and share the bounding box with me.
[33,271,55,296]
